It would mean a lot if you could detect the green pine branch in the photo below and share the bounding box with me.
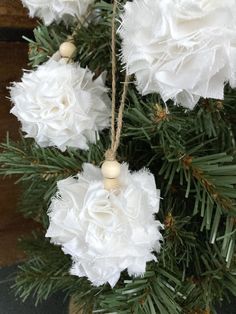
[25,23,68,67]
[0,134,107,182]
[14,236,104,308]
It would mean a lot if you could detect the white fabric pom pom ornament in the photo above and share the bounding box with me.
[21,0,95,25]
[119,0,236,109]
[46,163,162,287]
[10,60,111,151]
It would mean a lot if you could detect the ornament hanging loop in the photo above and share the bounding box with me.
[102,0,129,191]
[105,149,116,161]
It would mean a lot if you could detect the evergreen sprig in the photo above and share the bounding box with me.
[25,23,68,67]
[0,134,107,182]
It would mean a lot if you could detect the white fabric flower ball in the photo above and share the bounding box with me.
[119,0,236,109]
[46,163,162,287]
[21,0,95,25]
[10,60,111,151]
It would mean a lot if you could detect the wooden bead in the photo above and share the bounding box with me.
[101,160,121,179]
[103,178,120,191]
[59,42,76,58]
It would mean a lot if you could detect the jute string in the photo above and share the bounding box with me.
[106,0,130,161]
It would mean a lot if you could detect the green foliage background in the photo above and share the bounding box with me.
[0,1,236,313]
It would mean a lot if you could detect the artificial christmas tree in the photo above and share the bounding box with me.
[0,1,236,313]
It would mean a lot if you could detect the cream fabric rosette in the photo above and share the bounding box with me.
[119,0,236,109]
[21,0,94,25]
[10,59,111,151]
[46,163,163,287]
